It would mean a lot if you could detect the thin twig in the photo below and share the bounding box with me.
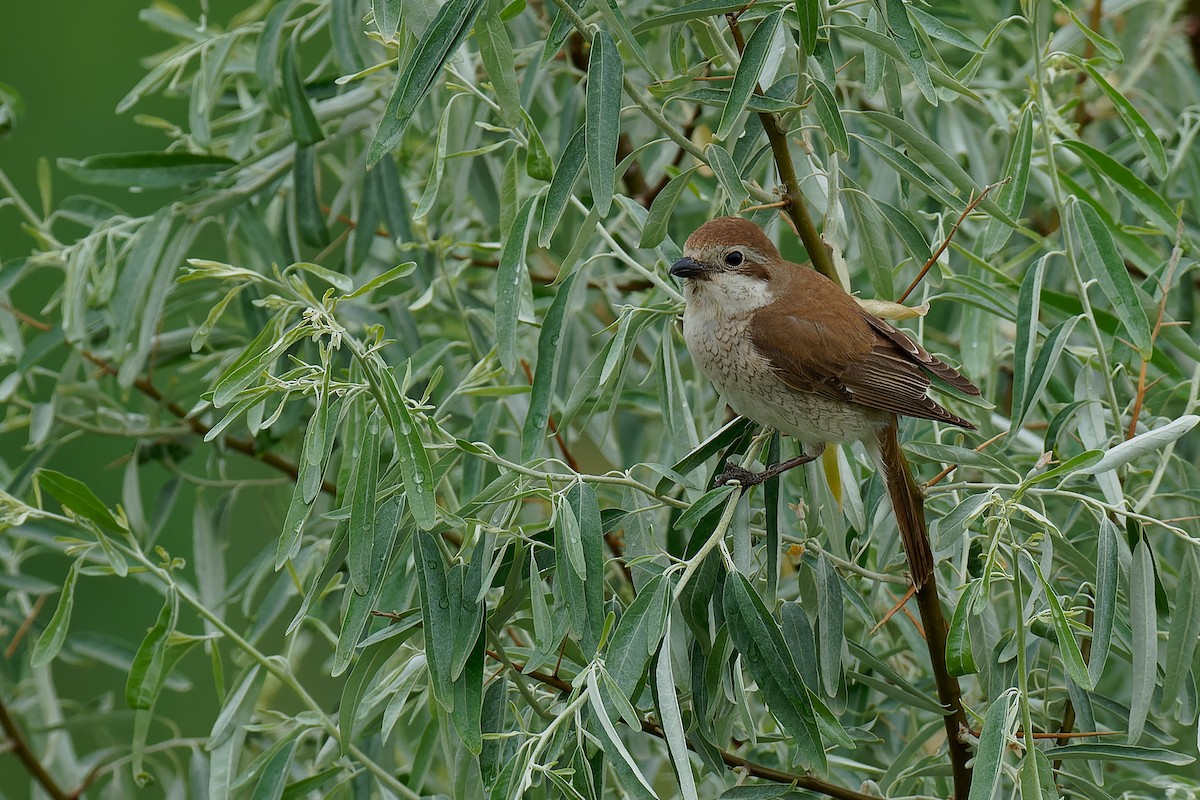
[869,584,917,635]
[0,697,70,800]
[896,179,1008,304]
[924,430,1008,489]
[1127,217,1185,440]
[4,595,47,659]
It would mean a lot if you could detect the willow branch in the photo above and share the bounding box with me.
[0,697,70,800]
[726,15,836,281]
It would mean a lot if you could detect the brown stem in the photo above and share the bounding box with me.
[0,696,70,800]
[726,15,837,282]
[1127,219,1184,440]
[896,179,1008,305]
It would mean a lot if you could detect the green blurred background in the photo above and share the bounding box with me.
[1,4,291,794]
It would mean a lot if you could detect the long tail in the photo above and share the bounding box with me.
[871,416,934,589]
[869,415,973,797]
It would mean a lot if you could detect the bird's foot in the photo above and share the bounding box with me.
[714,464,767,488]
[714,450,822,488]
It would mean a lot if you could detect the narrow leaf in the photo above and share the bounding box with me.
[586,29,623,216]
[1069,200,1153,357]
[30,557,83,667]
[521,270,579,460]
[717,10,783,141]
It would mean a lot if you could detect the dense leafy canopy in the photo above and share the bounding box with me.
[1,1,1199,798]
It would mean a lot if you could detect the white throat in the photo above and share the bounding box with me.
[685,272,773,319]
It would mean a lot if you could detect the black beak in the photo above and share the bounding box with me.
[669,256,706,279]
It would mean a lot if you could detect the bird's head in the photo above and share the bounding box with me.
[669,217,783,312]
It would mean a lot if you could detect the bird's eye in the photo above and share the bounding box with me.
[725,250,744,267]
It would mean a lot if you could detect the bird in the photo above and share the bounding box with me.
[668,216,981,589]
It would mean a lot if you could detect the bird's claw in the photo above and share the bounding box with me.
[714,465,765,488]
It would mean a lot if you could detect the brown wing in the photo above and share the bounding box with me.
[860,311,981,397]
[750,303,977,430]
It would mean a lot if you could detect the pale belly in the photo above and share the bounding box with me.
[682,313,885,445]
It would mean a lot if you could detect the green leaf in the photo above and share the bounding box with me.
[947,579,980,676]
[476,0,522,129]
[281,36,323,146]
[706,144,749,208]
[607,573,671,697]
[414,96,456,219]
[982,107,1034,256]
[1053,0,1123,62]
[673,87,799,115]
[1089,518,1119,685]
[586,29,623,217]
[1010,255,1047,437]
[1078,414,1200,476]
[908,7,983,53]
[716,10,783,141]
[367,0,487,166]
[815,555,843,696]
[585,670,658,800]
[363,357,437,530]
[834,23,977,99]
[809,79,848,156]
[1163,551,1200,712]
[633,0,765,31]
[126,587,179,709]
[496,195,537,374]
[450,616,485,754]
[1061,140,1176,235]
[30,557,83,667]
[347,411,382,595]
[1068,200,1153,358]
[968,692,1014,800]
[591,0,660,81]
[796,0,820,53]
[675,486,737,531]
[345,261,416,299]
[660,416,757,493]
[1045,744,1194,765]
[333,496,402,676]
[524,113,553,181]
[1015,316,1080,436]
[556,482,605,654]
[208,664,266,749]
[58,152,236,188]
[654,616,699,798]
[521,270,579,460]
[37,468,125,534]
[414,530,456,712]
[293,147,329,247]
[285,261,353,293]
[539,124,586,246]
[1065,56,1167,178]
[855,111,1014,225]
[852,133,960,210]
[373,0,402,39]
[1027,556,1094,690]
[883,0,935,104]
[1128,537,1157,743]
[248,736,299,800]
[641,167,698,248]
[723,571,827,772]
